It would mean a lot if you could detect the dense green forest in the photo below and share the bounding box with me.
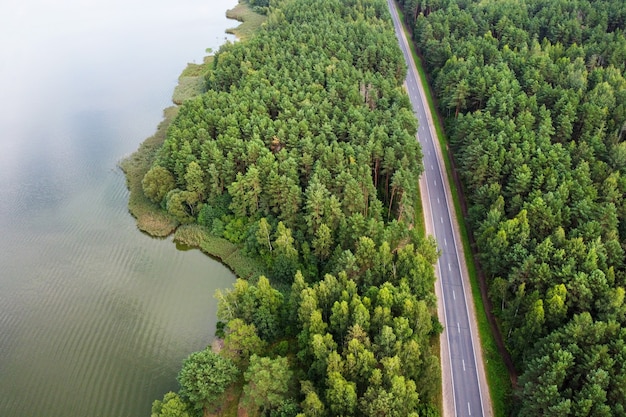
[146,0,442,415]
[398,0,626,414]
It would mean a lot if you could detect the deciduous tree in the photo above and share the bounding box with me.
[177,348,238,414]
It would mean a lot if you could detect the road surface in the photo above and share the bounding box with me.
[386,1,493,416]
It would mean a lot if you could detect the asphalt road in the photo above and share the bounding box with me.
[386,1,491,416]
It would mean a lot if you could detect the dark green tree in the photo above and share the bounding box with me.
[177,347,238,414]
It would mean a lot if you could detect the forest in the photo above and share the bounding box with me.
[398,0,626,414]
[146,0,442,415]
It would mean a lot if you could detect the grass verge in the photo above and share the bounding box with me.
[395,6,512,417]
[226,2,267,41]
[413,172,426,238]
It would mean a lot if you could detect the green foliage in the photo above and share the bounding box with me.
[216,277,284,340]
[148,0,444,414]
[518,313,626,416]
[243,355,294,414]
[326,371,358,416]
[165,189,197,224]
[399,0,626,413]
[184,161,205,198]
[147,0,424,282]
[269,399,300,417]
[220,262,440,415]
[177,347,239,413]
[142,165,176,205]
[249,0,268,8]
[197,199,229,229]
[151,392,191,417]
[211,233,440,415]
[223,217,248,244]
[222,318,266,367]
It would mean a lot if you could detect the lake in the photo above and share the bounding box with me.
[0,1,238,416]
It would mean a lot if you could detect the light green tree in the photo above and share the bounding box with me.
[142,165,176,204]
[151,392,191,417]
[222,318,266,368]
[312,223,333,261]
[184,161,205,199]
[326,371,357,416]
[300,380,325,417]
[243,355,293,414]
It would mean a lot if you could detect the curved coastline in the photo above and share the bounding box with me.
[120,1,266,278]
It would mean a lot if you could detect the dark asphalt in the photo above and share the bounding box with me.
[387,1,487,416]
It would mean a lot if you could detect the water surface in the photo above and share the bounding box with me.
[0,1,238,416]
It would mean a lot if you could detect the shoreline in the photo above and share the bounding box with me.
[120,1,266,277]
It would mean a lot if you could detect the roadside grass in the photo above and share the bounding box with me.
[412,169,442,411]
[413,174,426,238]
[226,2,267,41]
[396,6,512,417]
[429,334,444,415]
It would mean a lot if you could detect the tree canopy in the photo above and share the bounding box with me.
[144,0,443,415]
[398,0,626,413]
[147,0,424,283]
[151,392,192,417]
[213,263,440,416]
[177,347,239,414]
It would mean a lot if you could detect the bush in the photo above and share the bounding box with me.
[223,217,248,244]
